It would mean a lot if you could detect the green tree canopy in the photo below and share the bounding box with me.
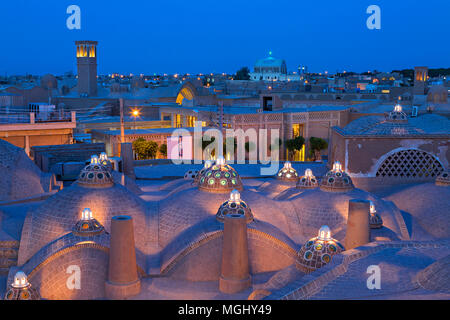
[309,137,328,160]
[159,143,167,157]
[285,136,305,161]
[132,138,159,160]
[245,141,256,153]
[269,138,283,152]
[235,67,250,80]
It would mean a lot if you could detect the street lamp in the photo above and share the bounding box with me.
[130,108,140,132]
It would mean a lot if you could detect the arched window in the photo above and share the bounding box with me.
[376,149,444,178]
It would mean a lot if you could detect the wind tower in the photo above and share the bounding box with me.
[75,40,98,97]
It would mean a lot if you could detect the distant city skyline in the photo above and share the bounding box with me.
[1,0,449,76]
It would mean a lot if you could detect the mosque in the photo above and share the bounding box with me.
[0,130,449,300]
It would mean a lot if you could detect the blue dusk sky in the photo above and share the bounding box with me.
[0,0,449,75]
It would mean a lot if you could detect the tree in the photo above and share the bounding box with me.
[285,136,305,161]
[235,67,250,80]
[159,143,167,158]
[132,138,159,160]
[245,141,256,153]
[309,137,328,161]
[147,141,159,159]
[269,138,283,152]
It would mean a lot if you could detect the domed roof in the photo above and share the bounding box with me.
[276,161,299,182]
[216,190,253,223]
[4,271,40,300]
[77,156,114,188]
[198,157,243,193]
[255,53,286,68]
[369,201,383,229]
[296,226,344,273]
[90,152,142,195]
[387,104,408,122]
[19,176,148,263]
[98,152,113,169]
[72,208,105,236]
[184,169,199,180]
[386,183,450,239]
[194,160,213,184]
[320,161,354,192]
[0,139,45,201]
[296,168,319,189]
[435,169,450,186]
[340,104,448,136]
[415,254,450,293]
[287,186,393,240]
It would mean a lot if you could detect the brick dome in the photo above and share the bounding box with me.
[296,168,319,189]
[72,208,105,236]
[77,156,114,188]
[435,169,450,186]
[194,160,213,184]
[369,201,383,229]
[4,271,40,300]
[320,161,354,192]
[216,189,253,223]
[296,226,344,273]
[198,157,243,193]
[18,177,147,264]
[0,139,46,201]
[276,161,299,182]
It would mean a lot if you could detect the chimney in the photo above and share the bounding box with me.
[345,199,370,250]
[219,213,251,294]
[120,142,135,179]
[105,215,141,299]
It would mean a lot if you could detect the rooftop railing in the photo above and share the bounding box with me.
[0,111,75,124]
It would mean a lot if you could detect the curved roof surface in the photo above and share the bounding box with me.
[340,114,450,136]
[0,139,45,201]
[19,182,148,264]
[255,56,285,68]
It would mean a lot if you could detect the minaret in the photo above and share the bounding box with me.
[75,40,98,97]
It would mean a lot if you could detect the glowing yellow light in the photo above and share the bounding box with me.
[284,161,292,169]
[76,241,96,245]
[332,161,343,172]
[12,272,29,288]
[81,208,93,221]
[90,155,99,164]
[216,156,226,166]
[99,152,108,162]
[318,225,332,241]
[394,104,402,112]
[370,202,376,215]
[305,168,313,177]
[131,109,140,117]
[229,189,241,204]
